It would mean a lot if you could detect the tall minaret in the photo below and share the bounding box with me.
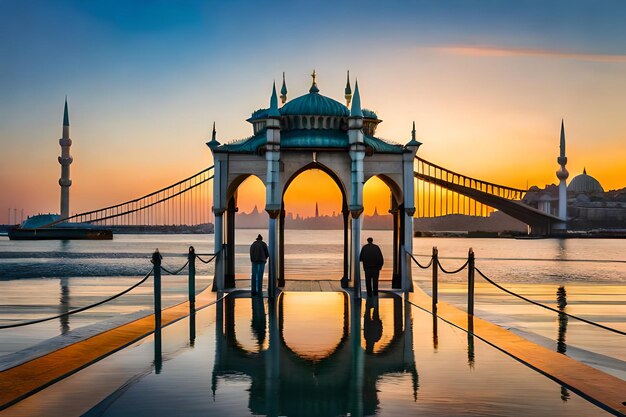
[58,98,73,219]
[315,202,319,218]
[556,119,569,225]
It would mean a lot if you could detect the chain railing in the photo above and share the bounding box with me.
[0,247,217,331]
[409,247,625,337]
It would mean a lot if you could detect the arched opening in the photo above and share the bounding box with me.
[362,175,403,288]
[225,174,266,288]
[280,164,348,285]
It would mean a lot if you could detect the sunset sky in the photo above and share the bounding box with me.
[2,1,626,222]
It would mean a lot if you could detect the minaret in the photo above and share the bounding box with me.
[344,70,352,107]
[315,202,319,218]
[58,98,73,219]
[555,119,569,226]
[280,72,288,104]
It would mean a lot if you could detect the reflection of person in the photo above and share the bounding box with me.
[363,298,383,353]
[250,297,266,347]
[250,234,269,296]
[359,237,384,298]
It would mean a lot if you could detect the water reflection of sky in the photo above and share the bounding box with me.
[5,292,611,416]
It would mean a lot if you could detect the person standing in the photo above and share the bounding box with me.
[250,234,269,296]
[359,237,384,298]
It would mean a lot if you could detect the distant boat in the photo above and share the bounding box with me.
[8,214,112,240]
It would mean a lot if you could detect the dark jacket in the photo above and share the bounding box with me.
[250,240,269,263]
[359,243,384,269]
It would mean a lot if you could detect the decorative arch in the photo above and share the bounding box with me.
[279,161,349,286]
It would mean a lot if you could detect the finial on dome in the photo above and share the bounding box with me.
[280,72,288,104]
[350,79,362,117]
[344,70,352,107]
[583,167,587,175]
[309,69,320,93]
[207,121,220,148]
[407,120,421,146]
[269,81,280,117]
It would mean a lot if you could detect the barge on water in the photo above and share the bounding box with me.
[7,214,112,240]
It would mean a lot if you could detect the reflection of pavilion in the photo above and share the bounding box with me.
[211,292,418,417]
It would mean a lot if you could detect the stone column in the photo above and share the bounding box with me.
[350,210,363,299]
[403,128,420,292]
[348,83,365,299]
[225,196,237,288]
[278,207,285,287]
[341,206,350,288]
[391,199,401,289]
[265,84,281,298]
[210,151,228,292]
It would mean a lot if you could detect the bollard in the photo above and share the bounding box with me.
[188,246,196,304]
[467,248,475,316]
[432,246,439,308]
[152,249,163,329]
[151,249,163,372]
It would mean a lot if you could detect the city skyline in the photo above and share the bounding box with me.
[2,1,626,221]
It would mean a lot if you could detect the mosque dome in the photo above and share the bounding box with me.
[280,91,349,117]
[567,168,604,194]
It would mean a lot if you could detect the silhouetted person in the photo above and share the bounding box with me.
[250,234,269,296]
[359,237,384,298]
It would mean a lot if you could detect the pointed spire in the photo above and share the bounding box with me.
[309,69,319,93]
[63,97,70,126]
[280,72,288,104]
[559,119,566,158]
[407,120,421,147]
[268,81,280,117]
[350,79,362,117]
[207,121,220,148]
[583,167,587,175]
[344,70,352,107]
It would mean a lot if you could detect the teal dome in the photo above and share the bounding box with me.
[280,92,349,117]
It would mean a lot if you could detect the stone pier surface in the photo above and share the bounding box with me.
[407,286,626,417]
[0,287,224,411]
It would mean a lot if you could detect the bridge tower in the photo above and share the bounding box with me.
[554,120,569,231]
[58,98,73,219]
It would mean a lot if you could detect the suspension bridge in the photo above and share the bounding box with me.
[37,156,555,233]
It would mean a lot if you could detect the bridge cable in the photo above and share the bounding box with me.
[475,268,626,336]
[0,268,154,330]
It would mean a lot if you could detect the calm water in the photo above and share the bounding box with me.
[2,293,614,416]
[0,232,624,385]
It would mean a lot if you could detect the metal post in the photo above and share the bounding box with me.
[188,246,196,304]
[432,246,438,308]
[467,248,475,316]
[152,249,163,372]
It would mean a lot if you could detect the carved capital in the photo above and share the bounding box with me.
[266,209,281,219]
[350,208,364,219]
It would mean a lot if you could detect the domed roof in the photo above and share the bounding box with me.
[280,92,349,117]
[568,168,604,194]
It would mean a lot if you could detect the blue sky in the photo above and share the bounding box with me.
[1,0,625,218]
